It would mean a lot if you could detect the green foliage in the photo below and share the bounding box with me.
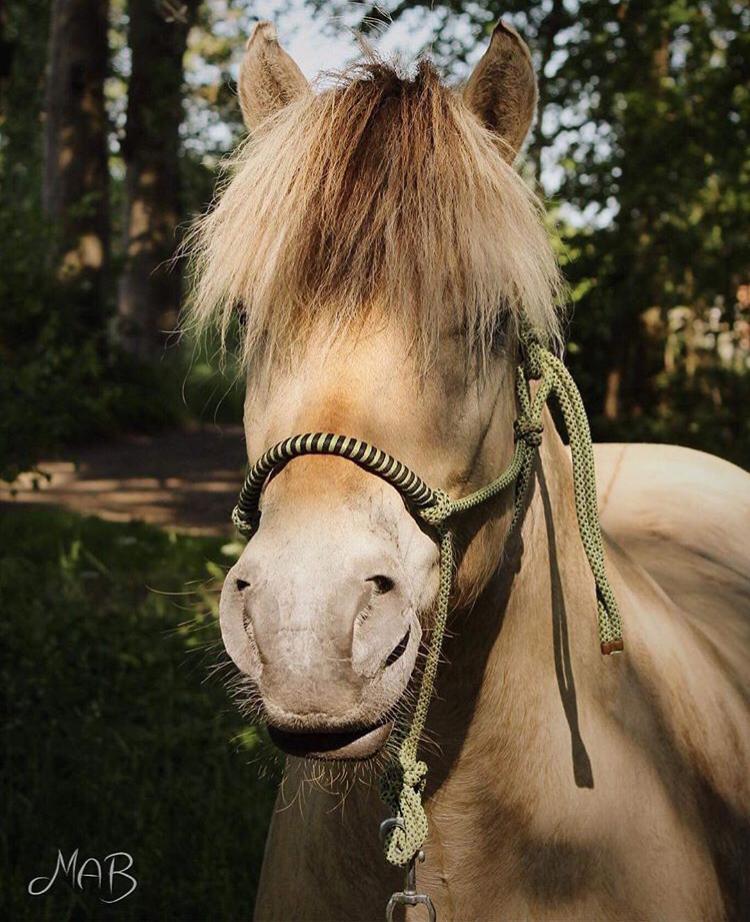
[0,0,159,480]
[0,179,243,481]
[1,507,278,920]
[0,238,244,481]
[2,0,748,474]
[0,0,50,207]
[317,0,750,467]
[0,245,171,482]
[0,0,246,483]
[549,0,750,445]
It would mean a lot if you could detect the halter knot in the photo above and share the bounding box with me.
[513,416,544,448]
[380,757,430,866]
[419,489,452,528]
[403,759,428,792]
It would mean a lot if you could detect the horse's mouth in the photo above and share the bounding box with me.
[268,720,393,761]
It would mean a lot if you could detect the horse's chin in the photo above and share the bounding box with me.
[268,720,393,761]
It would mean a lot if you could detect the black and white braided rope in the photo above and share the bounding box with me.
[232,433,437,536]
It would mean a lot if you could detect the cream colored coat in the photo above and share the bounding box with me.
[255,437,749,921]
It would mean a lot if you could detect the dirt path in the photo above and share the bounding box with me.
[0,425,246,535]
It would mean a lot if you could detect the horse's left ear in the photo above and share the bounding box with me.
[463,21,537,161]
[238,21,310,131]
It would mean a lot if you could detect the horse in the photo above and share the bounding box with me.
[186,20,750,921]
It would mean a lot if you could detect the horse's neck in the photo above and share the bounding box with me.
[427,418,604,817]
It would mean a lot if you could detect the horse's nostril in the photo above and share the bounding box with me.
[384,627,411,669]
[236,578,250,592]
[367,574,395,594]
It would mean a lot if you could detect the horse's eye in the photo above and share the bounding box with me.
[449,305,509,352]
[489,313,509,353]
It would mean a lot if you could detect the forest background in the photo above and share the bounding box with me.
[2,0,748,480]
[1,2,748,919]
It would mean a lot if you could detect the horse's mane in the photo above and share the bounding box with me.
[184,58,564,368]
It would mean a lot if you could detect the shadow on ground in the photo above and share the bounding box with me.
[1,425,246,534]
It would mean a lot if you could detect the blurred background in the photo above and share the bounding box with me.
[1,1,748,918]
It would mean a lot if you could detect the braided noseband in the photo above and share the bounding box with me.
[231,333,623,869]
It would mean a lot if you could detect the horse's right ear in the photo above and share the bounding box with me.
[238,22,310,131]
[463,21,537,161]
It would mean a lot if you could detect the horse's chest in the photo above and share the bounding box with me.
[256,776,727,922]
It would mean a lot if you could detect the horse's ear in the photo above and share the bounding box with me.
[239,22,310,131]
[463,21,537,161]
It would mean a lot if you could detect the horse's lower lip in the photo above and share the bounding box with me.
[268,720,393,761]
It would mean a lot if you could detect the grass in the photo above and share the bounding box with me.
[1,506,279,921]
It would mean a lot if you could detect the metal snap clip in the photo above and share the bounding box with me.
[379,819,436,922]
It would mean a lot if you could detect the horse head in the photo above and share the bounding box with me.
[187,21,562,761]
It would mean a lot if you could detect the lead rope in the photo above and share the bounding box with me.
[378,333,623,868]
[230,333,623,874]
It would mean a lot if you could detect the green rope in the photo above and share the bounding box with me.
[231,334,623,870]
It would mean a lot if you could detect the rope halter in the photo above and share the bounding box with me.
[231,334,623,870]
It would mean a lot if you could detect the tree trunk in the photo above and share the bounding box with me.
[43,0,109,326]
[117,0,197,359]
